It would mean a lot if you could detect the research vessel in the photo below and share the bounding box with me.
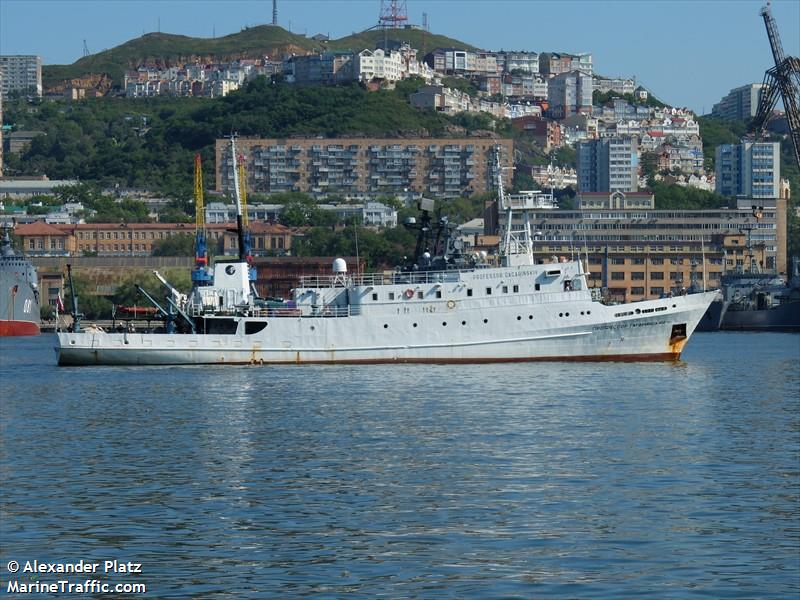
[56,144,717,365]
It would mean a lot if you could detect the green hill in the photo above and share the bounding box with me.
[327,27,478,54]
[42,25,477,89]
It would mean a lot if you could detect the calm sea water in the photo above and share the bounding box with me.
[1,332,798,598]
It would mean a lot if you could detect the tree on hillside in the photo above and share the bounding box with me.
[151,233,195,256]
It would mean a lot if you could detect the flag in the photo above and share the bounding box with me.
[56,292,65,313]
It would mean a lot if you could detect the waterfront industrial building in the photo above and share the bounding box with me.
[489,191,789,302]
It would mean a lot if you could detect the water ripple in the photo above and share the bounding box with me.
[1,333,798,598]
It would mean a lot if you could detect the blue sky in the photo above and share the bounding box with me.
[1,0,798,113]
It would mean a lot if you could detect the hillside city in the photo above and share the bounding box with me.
[0,11,797,314]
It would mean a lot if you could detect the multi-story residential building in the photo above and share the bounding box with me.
[215,137,513,199]
[547,71,593,119]
[410,85,529,119]
[0,55,42,99]
[578,136,639,193]
[424,48,498,76]
[594,77,636,96]
[496,51,539,74]
[357,48,405,82]
[653,144,705,175]
[539,52,592,77]
[539,52,573,77]
[410,85,471,113]
[511,116,562,151]
[711,84,767,120]
[715,141,781,198]
[499,73,548,99]
[490,193,789,298]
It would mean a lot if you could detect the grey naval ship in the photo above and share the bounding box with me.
[0,226,40,336]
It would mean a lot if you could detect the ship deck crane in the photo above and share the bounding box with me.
[192,153,212,286]
[751,2,800,169]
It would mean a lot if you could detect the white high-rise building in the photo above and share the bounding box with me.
[0,55,42,99]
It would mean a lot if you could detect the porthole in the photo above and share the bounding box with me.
[310,325,316,331]
[565,312,570,317]
[516,316,521,320]
[413,323,418,327]
[461,320,466,325]
[580,311,584,315]
[483,318,488,324]
[383,324,388,329]
[672,304,676,308]
[559,312,563,317]
[587,310,591,315]
[528,315,533,320]
[635,308,641,314]
[442,321,447,327]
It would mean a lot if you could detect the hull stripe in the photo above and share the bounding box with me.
[0,320,40,336]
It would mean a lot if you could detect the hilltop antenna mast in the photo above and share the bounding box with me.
[272,0,278,25]
[422,12,428,55]
[750,2,800,169]
[82,39,90,57]
[378,0,408,29]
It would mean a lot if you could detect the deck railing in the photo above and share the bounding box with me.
[299,269,470,288]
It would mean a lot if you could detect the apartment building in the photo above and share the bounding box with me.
[214,137,513,199]
[0,55,42,99]
[578,137,639,193]
[511,116,562,152]
[715,141,781,199]
[496,51,539,75]
[547,71,593,119]
[711,84,767,120]
[539,53,593,77]
[594,77,636,96]
[424,48,499,76]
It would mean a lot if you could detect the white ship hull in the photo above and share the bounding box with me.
[56,288,717,366]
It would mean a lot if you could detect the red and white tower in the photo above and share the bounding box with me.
[378,0,408,29]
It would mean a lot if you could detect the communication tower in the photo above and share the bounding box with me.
[378,0,408,29]
[272,0,278,25]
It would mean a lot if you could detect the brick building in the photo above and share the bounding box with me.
[14,221,294,258]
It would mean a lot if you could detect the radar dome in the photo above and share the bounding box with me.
[332,258,348,273]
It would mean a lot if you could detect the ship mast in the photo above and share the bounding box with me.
[230,135,249,263]
[497,147,534,267]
